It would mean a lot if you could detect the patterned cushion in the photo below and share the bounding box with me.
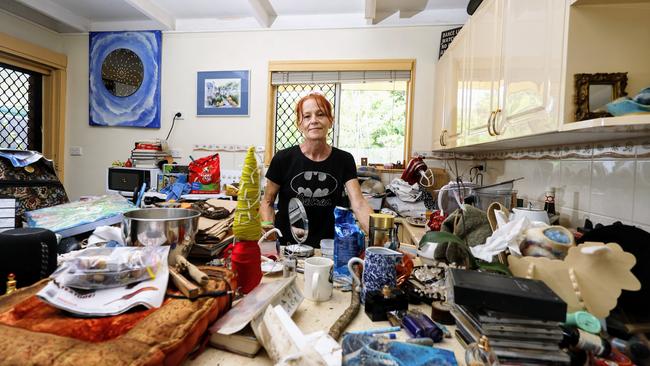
[0,266,235,366]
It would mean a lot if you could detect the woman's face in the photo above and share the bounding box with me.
[299,98,332,141]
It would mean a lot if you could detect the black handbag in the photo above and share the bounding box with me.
[0,227,58,293]
[0,154,68,227]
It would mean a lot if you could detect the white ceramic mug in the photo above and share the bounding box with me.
[303,257,334,302]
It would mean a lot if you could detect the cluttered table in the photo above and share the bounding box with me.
[187,270,465,365]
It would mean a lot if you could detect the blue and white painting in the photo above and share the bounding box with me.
[89,31,161,128]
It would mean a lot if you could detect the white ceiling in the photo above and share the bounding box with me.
[0,0,469,33]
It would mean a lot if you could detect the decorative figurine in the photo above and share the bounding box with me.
[5,273,16,295]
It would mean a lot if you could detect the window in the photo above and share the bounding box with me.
[338,81,407,164]
[0,32,67,180]
[266,60,414,166]
[274,83,336,153]
[0,62,42,150]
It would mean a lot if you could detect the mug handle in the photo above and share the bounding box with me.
[347,257,364,292]
[311,272,320,301]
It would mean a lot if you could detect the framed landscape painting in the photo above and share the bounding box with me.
[196,70,249,116]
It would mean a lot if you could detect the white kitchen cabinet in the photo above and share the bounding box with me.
[464,0,502,146]
[463,0,566,144]
[432,0,650,152]
[433,27,469,149]
[494,0,566,139]
[432,51,447,150]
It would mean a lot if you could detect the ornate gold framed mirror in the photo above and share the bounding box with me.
[574,72,628,121]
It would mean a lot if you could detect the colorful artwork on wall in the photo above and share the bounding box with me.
[196,70,249,116]
[89,31,162,128]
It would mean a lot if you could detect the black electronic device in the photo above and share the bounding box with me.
[107,166,159,197]
[0,227,57,293]
[446,268,567,322]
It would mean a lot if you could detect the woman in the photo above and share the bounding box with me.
[260,92,372,247]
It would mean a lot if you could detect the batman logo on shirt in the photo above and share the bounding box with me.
[289,171,338,198]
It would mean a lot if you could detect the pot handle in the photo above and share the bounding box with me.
[258,228,282,245]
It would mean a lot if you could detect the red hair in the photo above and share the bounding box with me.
[295,92,333,127]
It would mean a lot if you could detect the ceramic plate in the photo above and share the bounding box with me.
[406,217,427,227]
[261,260,283,274]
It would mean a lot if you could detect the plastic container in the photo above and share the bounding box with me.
[474,189,517,211]
[437,181,478,215]
[320,239,334,259]
[56,246,166,289]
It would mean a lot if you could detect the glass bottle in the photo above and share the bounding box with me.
[611,337,650,364]
[544,187,556,215]
[466,335,500,366]
[560,325,611,357]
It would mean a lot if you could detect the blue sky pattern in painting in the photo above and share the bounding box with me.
[89,31,161,128]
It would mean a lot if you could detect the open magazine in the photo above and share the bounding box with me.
[37,248,170,317]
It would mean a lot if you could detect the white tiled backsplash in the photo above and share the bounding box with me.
[402,139,650,231]
[477,139,650,231]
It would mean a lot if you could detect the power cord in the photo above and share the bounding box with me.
[165,112,182,141]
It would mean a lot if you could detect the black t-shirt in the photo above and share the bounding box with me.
[265,146,357,248]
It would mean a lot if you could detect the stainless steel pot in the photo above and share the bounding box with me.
[122,208,201,265]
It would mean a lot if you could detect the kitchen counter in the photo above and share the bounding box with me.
[396,218,428,246]
[187,271,464,365]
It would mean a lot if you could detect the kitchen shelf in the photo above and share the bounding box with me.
[434,115,650,153]
[571,0,650,6]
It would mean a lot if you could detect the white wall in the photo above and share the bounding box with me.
[62,26,448,199]
[0,10,63,52]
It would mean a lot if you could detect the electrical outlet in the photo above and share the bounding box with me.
[69,146,82,156]
[173,110,184,120]
[170,148,182,158]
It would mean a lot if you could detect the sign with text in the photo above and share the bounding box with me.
[438,26,463,59]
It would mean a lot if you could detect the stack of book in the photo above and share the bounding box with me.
[452,305,569,364]
[130,139,169,168]
[446,268,570,364]
[0,197,16,232]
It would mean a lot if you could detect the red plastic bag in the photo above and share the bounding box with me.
[188,154,221,194]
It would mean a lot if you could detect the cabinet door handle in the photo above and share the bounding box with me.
[487,111,496,136]
[492,109,501,136]
[441,130,448,146]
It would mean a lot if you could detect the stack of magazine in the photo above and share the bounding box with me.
[451,305,569,364]
[130,139,169,168]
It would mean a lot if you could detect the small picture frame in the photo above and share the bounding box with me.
[574,72,627,121]
[197,70,250,116]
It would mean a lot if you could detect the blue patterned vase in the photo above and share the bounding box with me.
[348,247,403,302]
